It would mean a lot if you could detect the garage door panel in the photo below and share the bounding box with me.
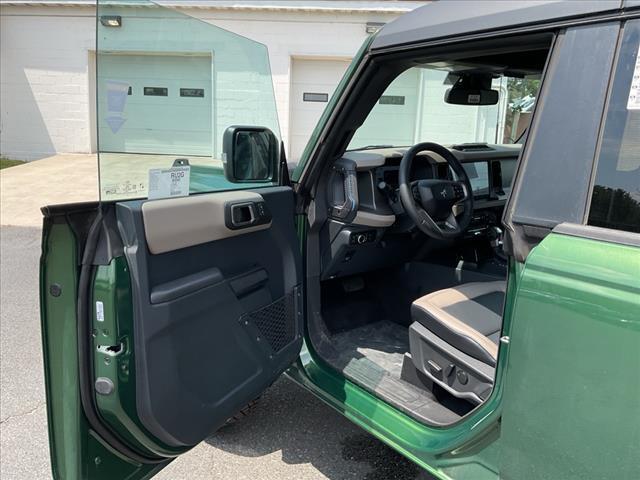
[116,105,211,131]
[97,54,213,156]
[290,59,350,162]
[100,132,212,157]
[349,68,420,149]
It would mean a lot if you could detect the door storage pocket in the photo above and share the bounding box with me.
[240,290,298,353]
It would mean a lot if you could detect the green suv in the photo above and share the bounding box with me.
[40,1,640,479]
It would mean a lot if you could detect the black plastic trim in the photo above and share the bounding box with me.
[150,267,224,304]
[553,222,640,247]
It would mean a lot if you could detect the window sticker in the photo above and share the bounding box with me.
[106,80,129,112]
[102,180,146,198]
[148,166,191,199]
[627,45,640,110]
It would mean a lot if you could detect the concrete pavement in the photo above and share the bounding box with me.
[0,157,433,479]
[0,152,223,225]
[0,154,98,227]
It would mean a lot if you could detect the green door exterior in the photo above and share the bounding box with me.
[500,230,640,479]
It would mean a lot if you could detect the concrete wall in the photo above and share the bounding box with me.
[0,4,411,160]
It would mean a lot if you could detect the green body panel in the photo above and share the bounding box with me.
[92,258,185,458]
[500,233,640,479]
[40,220,165,480]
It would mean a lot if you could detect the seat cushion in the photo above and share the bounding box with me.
[411,281,506,366]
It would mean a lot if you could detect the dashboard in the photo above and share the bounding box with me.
[321,144,520,280]
[332,144,521,228]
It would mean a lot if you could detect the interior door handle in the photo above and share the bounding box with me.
[225,200,272,230]
[230,202,256,228]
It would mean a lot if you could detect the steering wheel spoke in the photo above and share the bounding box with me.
[453,181,469,201]
[398,142,474,240]
[443,212,460,232]
[410,181,422,203]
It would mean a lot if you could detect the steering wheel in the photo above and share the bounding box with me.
[398,142,474,240]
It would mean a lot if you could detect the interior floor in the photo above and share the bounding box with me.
[332,320,408,379]
[314,260,506,426]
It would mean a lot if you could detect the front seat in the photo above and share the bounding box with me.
[408,281,506,404]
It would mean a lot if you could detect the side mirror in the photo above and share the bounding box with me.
[222,126,279,183]
[444,74,499,106]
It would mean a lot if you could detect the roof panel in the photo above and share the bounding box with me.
[372,0,623,50]
[0,0,428,13]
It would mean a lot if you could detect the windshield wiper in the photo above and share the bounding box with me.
[346,144,395,152]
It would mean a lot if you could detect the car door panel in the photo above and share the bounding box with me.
[109,186,302,447]
[40,186,302,479]
[500,226,640,479]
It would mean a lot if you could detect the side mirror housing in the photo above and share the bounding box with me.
[222,126,279,183]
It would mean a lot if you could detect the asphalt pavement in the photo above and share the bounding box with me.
[0,225,433,480]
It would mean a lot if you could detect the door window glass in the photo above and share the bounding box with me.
[588,20,640,233]
[96,0,281,200]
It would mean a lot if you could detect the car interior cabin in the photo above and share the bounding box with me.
[305,34,553,426]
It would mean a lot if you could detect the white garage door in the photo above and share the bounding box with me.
[349,68,421,150]
[97,54,213,156]
[289,58,351,162]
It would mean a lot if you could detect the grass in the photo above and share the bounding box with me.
[0,157,25,170]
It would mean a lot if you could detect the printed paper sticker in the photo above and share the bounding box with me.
[96,301,104,322]
[627,45,640,110]
[148,166,191,200]
[102,181,146,198]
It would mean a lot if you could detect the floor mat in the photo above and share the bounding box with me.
[331,321,409,380]
[323,320,467,426]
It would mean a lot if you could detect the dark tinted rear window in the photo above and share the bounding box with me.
[588,21,640,233]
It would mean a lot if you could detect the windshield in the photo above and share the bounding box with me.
[347,66,540,150]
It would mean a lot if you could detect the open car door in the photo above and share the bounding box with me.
[40,3,302,479]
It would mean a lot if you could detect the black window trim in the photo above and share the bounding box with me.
[502,22,628,261]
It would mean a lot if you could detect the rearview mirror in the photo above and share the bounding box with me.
[445,74,499,106]
[222,126,279,183]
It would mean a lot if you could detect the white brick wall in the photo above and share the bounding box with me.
[0,4,414,160]
[1,8,96,159]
